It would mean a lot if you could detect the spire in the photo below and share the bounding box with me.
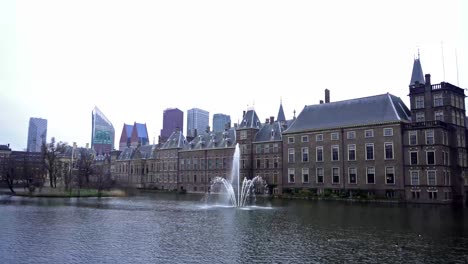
[409,52,425,86]
[277,100,286,122]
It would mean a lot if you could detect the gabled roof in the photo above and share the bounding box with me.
[184,128,237,150]
[134,123,148,139]
[239,109,262,129]
[161,130,187,149]
[277,103,286,123]
[410,58,425,86]
[118,147,135,160]
[253,121,283,142]
[119,124,133,143]
[284,93,411,134]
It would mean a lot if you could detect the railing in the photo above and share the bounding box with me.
[404,120,450,129]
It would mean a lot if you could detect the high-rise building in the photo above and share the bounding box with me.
[119,122,150,150]
[212,113,231,132]
[27,117,47,152]
[187,108,209,137]
[91,106,115,154]
[160,108,184,140]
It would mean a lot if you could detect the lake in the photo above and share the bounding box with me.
[1,193,467,263]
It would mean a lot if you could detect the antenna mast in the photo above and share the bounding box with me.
[455,48,460,87]
[441,41,446,82]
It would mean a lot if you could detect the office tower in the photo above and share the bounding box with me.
[160,108,184,140]
[212,113,231,132]
[91,106,115,154]
[187,108,209,137]
[27,117,47,152]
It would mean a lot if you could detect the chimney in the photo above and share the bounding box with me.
[325,89,330,103]
[194,129,197,137]
[265,118,269,124]
[206,126,210,133]
[320,100,324,104]
[425,74,431,85]
[234,123,238,128]
[224,123,230,130]
[270,116,275,124]
[243,111,246,118]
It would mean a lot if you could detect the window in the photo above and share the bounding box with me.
[366,143,374,160]
[264,144,270,153]
[416,112,425,122]
[288,137,295,144]
[428,190,438,200]
[331,145,339,161]
[426,151,435,165]
[367,167,375,184]
[435,111,444,121]
[415,96,424,109]
[316,147,323,162]
[384,142,394,160]
[316,134,323,142]
[411,171,419,185]
[302,147,309,162]
[409,131,417,145]
[410,151,418,165]
[443,151,449,165]
[302,168,309,183]
[332,168,340,184]
[426,130,434,144]
[264,159,269,169]
[347,131,356,139]
[411,190,420,199]
[349,168,357,184]
[256,159,261,169]
[241,159,246,169]
[273,143,279,153]
[386,167,395,184]
[273,157,279,168]
[288,148,295,163]
[384,128,393,136]
[316,167,324,183]
[255,145,262,154]
[240,130,247,140]
[331,133,339,140]
[301,136,309,142]
[365,129,374,138]
[433,93,443,107]
[348,144,356,161]
[427,170,436,185]
[444,171,451,186]
[288,168,295,183]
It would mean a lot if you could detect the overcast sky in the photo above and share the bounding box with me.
[1,0,467,151]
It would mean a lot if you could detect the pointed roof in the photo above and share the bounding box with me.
[277,102,286,122]
[284,93,411,134]
[239,109,262,129]
[92,106,113,127]
[119,124,133,144]
[410,57,425,86]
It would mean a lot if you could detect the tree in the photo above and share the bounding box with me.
[0,155,17,194]
[94,155,113,197]
[42,137,67,188]
[76,148,94,191]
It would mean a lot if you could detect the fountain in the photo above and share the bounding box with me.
[208,144,268,207]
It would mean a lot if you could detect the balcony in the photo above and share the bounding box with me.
[404,120,451,129]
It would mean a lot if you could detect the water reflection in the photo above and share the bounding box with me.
[0,194,467,264]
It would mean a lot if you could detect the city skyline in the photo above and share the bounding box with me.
[0,0,467,151]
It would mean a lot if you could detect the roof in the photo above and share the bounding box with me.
[119,124,133,143]
[161,130,187,149]
[92,106,113,127]
[0,145,11,151]
[253,122,283,142]
[183,128,237,150]
[239,109,262,129]
[134,123,148,139]
[284,93,411,134]
[410,58,425,86]
[277,103,286,122]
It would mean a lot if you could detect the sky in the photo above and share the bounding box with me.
[0,0,467,151]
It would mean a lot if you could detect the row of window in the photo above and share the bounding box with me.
[409,150,449,166]
[255,143,280,154]
[288,143,394,163]
[410,170,451,186]
[255,157,280,169]
[414,93,464,110]
[287,128,394,143]
[410,190,452,200]
[287,167,396,185]
[414,110,465,126]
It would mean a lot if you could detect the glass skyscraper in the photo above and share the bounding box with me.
[91,106,115,154]
[212,113,231,132]
[187,108,209,137]
[160,108,184,139]
[27,117,47,152]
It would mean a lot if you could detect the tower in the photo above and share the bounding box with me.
[27,117,47,152]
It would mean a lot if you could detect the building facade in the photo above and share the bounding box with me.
[212,113,231,133]
[27,117,47,152]
[187,108,209,138]
[160,108,184,142]
[91,106,115,154]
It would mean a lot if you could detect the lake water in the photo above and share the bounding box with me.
[1,193,467,263]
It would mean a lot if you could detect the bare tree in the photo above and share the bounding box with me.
[94,155,113,197]
[0,156,17,194]
[76,148,94,192]
[42,137,67,188]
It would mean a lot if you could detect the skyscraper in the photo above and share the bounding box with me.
[27,117,47,152]
[160,108,184,140]
[187,108,209,137]
[91,106,115,154]
[212,113,231,132]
